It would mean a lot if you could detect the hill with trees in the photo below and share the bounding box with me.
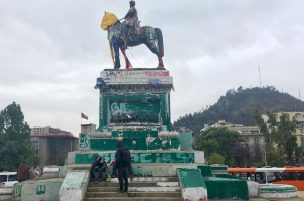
[173,86,304,135]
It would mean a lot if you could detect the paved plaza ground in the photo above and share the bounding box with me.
[214,191,304,201]
[249,191,304,201]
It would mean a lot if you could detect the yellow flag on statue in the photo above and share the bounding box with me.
[101,12,118,30]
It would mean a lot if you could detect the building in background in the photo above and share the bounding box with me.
[201,120,265,152]
[273,112,304,147]
[30,126,78,166]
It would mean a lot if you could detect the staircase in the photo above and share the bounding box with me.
[84,177,182,201]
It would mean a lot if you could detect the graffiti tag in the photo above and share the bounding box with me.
[12,184,22,198]
[36,185,46,195]
[145,71,169,77]
[79,133,90,149]
[105,71,122,78]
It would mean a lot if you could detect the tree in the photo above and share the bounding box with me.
[255,111,297,166]
[276,114,297,165]
[208,153,225,165]
[251,143,264,167]
[295,147,303,166]
[195,127,242,166]
[0,102,39,171]
[266,147,285,167]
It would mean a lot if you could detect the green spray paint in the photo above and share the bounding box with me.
[75,152,195,164]
[36,185,45,195]
[178,168,206,188]
[12,183,22,199]
[91,69,180,151]
[79,133,90,149]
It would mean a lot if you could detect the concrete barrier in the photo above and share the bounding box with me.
[0,188,12,201]
[247,181,259,197]
[12,178,63,201]
[178,168,208,201]
[202,177,249,200]
[59,170,90,201]
[260,184,298,199]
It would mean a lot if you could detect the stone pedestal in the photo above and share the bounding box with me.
[60,68,205,201]
[80,68,185,151]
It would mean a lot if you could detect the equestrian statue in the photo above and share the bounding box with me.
[101,1,165,69]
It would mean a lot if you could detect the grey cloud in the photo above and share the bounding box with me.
[1,0,304,135]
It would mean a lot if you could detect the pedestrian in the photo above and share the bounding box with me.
[115,141,132,192]
[16,161,30,182]
[29,162,42,179]
[90,156,107,181]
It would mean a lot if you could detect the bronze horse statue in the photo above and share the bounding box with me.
[101,12,164,69]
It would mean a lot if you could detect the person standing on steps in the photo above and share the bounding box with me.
[115,141,132,192]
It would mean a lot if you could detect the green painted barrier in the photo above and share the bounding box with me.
[214,174,238,179]
[178,168,206,188]
[210,164,228,174]
[177,168,208,201]
[198,165,212,177]
[203,177,249,200]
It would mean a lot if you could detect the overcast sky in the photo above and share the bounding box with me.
[1,1,304,136]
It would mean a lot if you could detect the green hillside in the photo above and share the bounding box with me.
[173,86,304,135]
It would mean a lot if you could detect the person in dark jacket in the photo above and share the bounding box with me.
[115,141,132,192]
[90,156,107,181]
[112,150,133,180]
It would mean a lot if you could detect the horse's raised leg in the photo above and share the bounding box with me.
[112,37,121,69]
[120,47,133,69]
[158,56,164,68]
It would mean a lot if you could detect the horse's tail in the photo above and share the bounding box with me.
[155,28,164,57]
[109,41,115,65]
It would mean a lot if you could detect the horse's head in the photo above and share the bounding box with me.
[101,12,119,31]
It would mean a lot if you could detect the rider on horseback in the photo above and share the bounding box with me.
[123,1,139,48]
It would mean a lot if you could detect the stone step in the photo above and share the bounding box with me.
[125,177,178,182]
[86,192,181,198]
[89,181,179,188]
[87,187,120,192]
[90,177,179,183]
[89,182,158,187]
[84,197,182,201]
[87,186,180,192]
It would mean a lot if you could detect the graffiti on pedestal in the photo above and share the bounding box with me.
[109,100,160,124]
[79,133,90,150]
[75,152,195,164]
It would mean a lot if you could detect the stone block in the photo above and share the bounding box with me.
[59,170,90,201]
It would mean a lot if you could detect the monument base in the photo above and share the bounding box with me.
[67,150,204,177]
